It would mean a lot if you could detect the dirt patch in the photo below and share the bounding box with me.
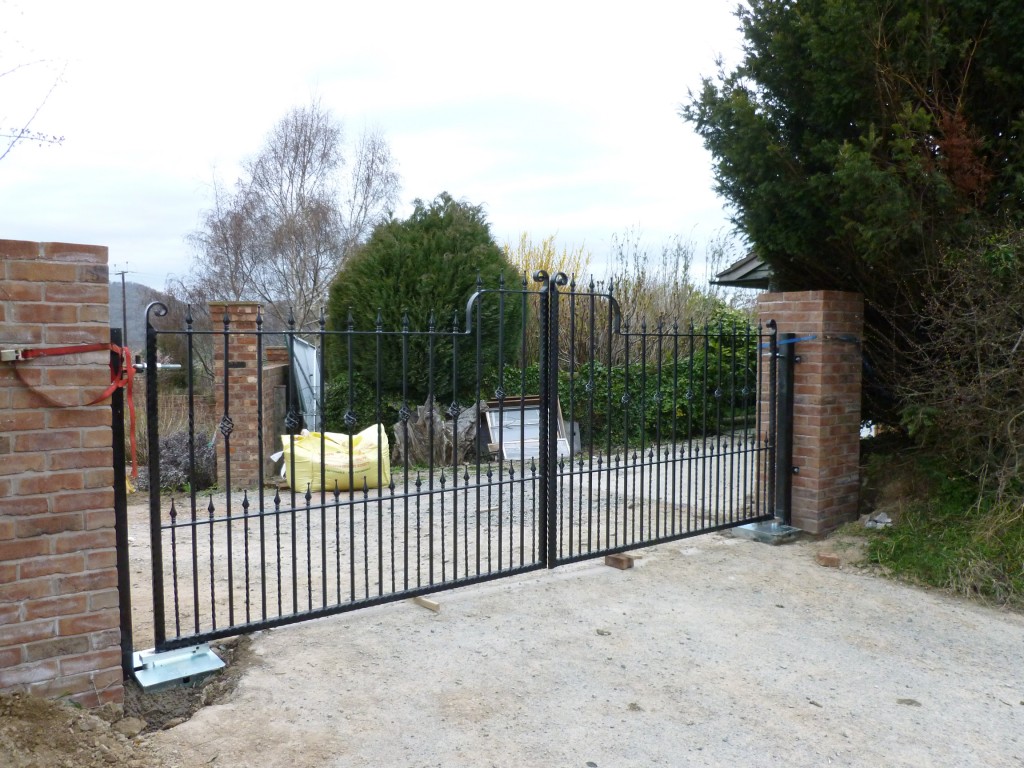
[0,692,163,768]
[123,635,254,732]
[809,526,872,569]
[2,636,252,767]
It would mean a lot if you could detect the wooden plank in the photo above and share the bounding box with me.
[412,596,441,613]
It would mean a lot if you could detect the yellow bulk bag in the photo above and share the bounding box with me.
[279,426,391,492]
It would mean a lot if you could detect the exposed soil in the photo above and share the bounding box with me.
[1,691,162,768]
[1,636,252,768]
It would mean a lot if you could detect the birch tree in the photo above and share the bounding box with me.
[177,100,400,331]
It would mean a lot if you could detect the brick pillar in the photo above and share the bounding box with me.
[0,240,122,706]
[209,301,263,489]
[757,291,863,535]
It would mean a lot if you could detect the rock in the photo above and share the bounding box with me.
[161,717,186,730]
[865,510,893,529]
[391,398,489,465]
[113,717,147,738]
[94,702,124,723]
[76,716,100,732]
[816,551,841,568]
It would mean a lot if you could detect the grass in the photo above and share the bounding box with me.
[861,453,1024,607]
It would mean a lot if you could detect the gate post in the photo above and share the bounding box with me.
[0,240,123,706]
[535,272,560,567]
[145,303,167,648]
[110,327,133,677]
[757,291,863,535]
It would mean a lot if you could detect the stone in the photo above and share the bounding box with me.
[113,717,147,738]
[816,551,841,568]
[391,399,488,466]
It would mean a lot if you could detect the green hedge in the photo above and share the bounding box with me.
[324,323,761,450]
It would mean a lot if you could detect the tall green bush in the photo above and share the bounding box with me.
[326,193,521,429]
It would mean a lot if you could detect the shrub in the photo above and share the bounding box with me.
[326,193,522,424]
[488,313,760,450]
[135,429,217,492]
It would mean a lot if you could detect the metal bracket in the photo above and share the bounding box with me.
[132,644,225,692]
[1,349,25,362]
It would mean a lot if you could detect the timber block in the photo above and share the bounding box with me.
[412,596,441,613]
[604,554,634,570]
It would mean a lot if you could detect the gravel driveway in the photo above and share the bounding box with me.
[142,532,1024,767]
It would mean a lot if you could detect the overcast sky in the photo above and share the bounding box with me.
[1,1,744,290]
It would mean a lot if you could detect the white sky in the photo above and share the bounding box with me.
[0,0,743,290]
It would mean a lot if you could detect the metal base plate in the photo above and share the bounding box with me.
[731,521,802,545]
[132,644,225,692]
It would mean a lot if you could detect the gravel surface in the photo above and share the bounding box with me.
[141,532,1024,767]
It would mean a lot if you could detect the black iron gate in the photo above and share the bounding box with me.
[140,273,781,652]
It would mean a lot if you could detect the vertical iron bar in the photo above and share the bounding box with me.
[376,311,385,596]
[775,332,795,524]
[765,321,778,521]
[728,322,738,522]
[587,282,597,551]
[671,322,679,535]
[110,329,132,675]
[401,312,410,591]
[220,309,232,628]
[655,323,663,539]
[146,307,165,648]
[622,321,631,545]
[495,283,506,571]
[686,324,695,532]
[253,310,265,623]
[346,309,356,600]
[605,283,615,549]
[287,311,298,612]
[183,308,200,632]
[566,280,577,558]
[182,309,197,634]
[473,278,484,577]
[427,312,436,584]
[715,321,724,525]
[700,327,709,527]
[536,272,553,567]
[450,311,459,580]
[320,309,329,606]
[519,280,528,565]
[638,319,647,542]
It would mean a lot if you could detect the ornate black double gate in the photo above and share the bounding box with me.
[138,273,782,653]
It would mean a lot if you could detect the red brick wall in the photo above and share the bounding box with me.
[758,291,864,535]
[0,240,122,706]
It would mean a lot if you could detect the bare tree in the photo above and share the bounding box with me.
[176,100,400,331]
[0,3,65,163]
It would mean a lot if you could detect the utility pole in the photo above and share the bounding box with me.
[115,269,129,348]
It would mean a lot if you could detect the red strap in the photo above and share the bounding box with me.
[10,343,138,479]
[18,342,113,361]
